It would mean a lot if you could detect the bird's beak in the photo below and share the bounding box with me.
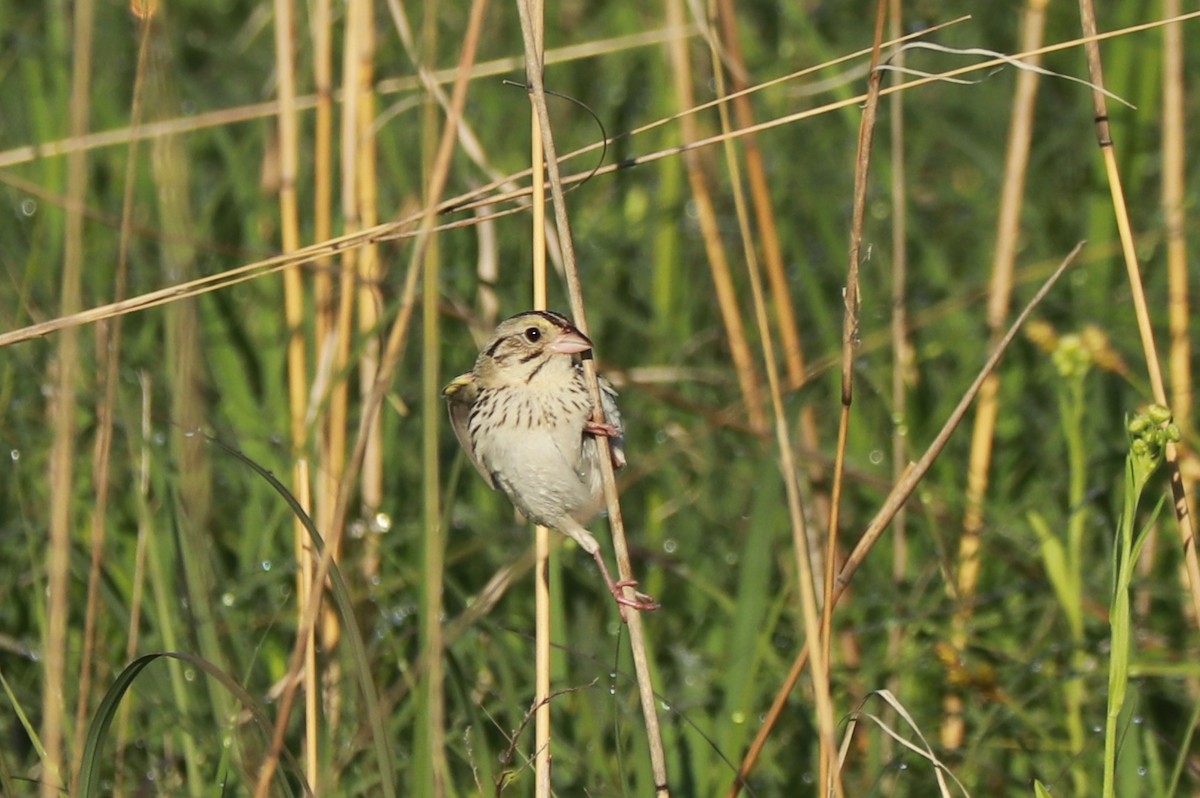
[548,328,592,355]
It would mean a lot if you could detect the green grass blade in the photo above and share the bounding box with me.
[206,436,397,798]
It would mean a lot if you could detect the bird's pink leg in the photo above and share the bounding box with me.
[590,549,660,621]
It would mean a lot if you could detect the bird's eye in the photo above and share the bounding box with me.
[524,327,541,342]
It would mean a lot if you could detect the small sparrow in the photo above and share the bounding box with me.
[443,310,657,613]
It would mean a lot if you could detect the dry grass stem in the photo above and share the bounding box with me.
[42,0,97,792]
[1076,0,1200,625]
[666,0,765,435]
[817,2,887,790]
[6,11,1192,361]
[0,27,699,171]
[270,0,320,782]
[713,0,806,392]
[728,244,1082,795]
[1162,0,1194,530]
[523,2,554,793]
[516,0,669,791]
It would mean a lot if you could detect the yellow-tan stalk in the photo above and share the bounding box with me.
[944,0,1049,750]
[664,0,765,434]
[1075,0,1200,625]
[312,0,335,350]
[522,2,554,793]
[42,0,96,791]
[271,0,319,783]
[515,0,670,791]
[355,0,384,585]
[712,0,806,392]
[1161,1,1194,598]
[320,0,368,682]
[308,3,334,770]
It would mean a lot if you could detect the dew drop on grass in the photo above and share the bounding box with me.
[221,592,234,607]
[731,711,745,725]
[184,668,196,682]
[20,199,36,216]
[663,538,677,554]
[1138,767,1147,777]
[660,700,670,711]
[261,560,272,571]
[372,512,392,533]
[1133,715,1143,725]
[869,449,883,465]
[9,449,19,461]
[1093,725,1103,734]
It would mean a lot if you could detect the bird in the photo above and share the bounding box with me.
[443,310,657,614]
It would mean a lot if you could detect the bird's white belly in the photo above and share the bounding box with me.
[475,421,601,526]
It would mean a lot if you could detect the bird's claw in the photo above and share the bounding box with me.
[609,579,660,613]
[584,420,621,438]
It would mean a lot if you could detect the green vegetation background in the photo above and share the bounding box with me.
[0,0,1197,795]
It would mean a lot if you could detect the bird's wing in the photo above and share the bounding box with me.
[442,372,496,489]
[598,375,627,470]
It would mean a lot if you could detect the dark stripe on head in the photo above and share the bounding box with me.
[484,335,510,359]
[504,309,576,332]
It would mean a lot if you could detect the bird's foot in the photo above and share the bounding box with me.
[608,579,661,613]
[584,420,621,438]
[591,549,659,621]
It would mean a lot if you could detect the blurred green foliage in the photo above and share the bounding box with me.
[1,1,1198,796]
